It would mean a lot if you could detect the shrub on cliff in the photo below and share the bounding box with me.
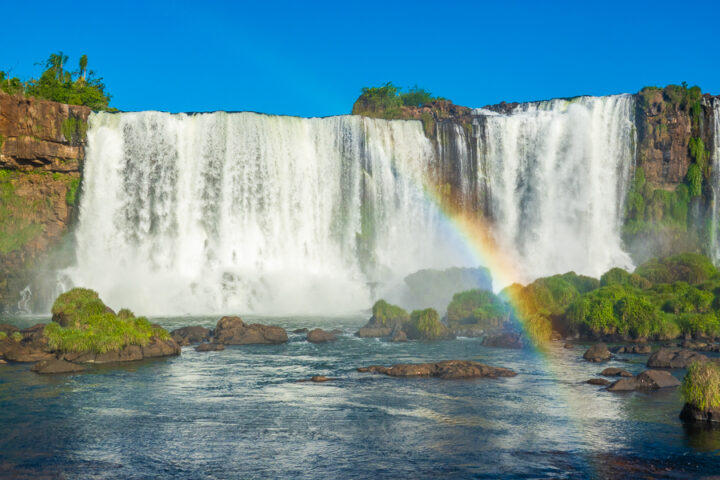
[445,289,509,330]
[46,288,170,354]
[351,82,445,118]
[682,361,720,412]
[634,253,718,286]
[600,267,651,289]
[405,308,453,340]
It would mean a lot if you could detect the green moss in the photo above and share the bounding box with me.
[406,308,451,340]
[45,288,171,353]
[10,331,22,342]
[61,117,88,144]
[370,300,408,326]
[445,289,509,329]
[0,170,46,254]
[600,267,652,289]
[634,253,718,285]
[682,361,720,411]
[0,331,6,340]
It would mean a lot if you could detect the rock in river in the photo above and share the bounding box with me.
[607,370,680,391]
[171,326,211,346]
[601,367,633,377]
[31,359,86,374]
[196,343,225,352]
[583,343,612,362]
[213,316,288,345]
[646,348,708,368]
[358,360,516,379]
[307,329,337,343]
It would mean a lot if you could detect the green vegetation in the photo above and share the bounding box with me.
[406,308,452,340]
[351,82,445,119]
[0,170,45,254]
[11,331,22,342]
[0,331,6,340]
[1,52,112,110]
[445,289,509,330]
[682,361,720,411]
[634,253,718,285]
[370,299,409,326]
[46,288,170,354]
[61,117,88,144]
[623,166,691,236]
[66,177,80,206]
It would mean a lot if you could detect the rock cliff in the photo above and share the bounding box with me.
[0,91,89,311]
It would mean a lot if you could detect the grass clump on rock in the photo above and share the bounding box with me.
[370,299,409,326]
[445,289,509,330]
[45,288,170,354]
[406,308,454,340]
[681,361,720,411]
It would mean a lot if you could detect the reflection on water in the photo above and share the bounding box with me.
[0,314,718,479]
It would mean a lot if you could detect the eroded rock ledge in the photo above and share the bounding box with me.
[357,360,516,379]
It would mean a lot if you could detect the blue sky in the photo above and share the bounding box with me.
[3,0,719,117]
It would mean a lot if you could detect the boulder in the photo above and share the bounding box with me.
[679,403,720,424]
[1,341,54,362]
[563,343,573,349]
[583,343,612,362]
[142,338,181,358]
[646,348,709,368]
[587,378,611,386]
[31,359,86,374]
[358,360,516,379]
[292,328,309,334]
[482,332,524,349]
[330,329,343,335]
[601,367,633,377]
[307,329,337,343]
[607,369,680,391]
[195,343,225,352]
[612,344,652,354]
[213,316,288,345]
[59,338,180,363]
[311,375,332,382]
[170,326,211,346]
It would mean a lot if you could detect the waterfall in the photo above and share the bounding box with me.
[67,112,474,315]
[475,94,636,280]
[711,99,720,263]
[66,96,636,316]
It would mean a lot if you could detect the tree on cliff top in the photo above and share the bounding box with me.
[1,52,113,110]
[351,82,445,117]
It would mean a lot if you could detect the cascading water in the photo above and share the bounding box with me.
[65,95,636,316]
[475,95,636,280]
[711,99,720,264]
[66,112,474,315]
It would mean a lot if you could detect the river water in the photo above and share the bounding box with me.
[1,315,718,479]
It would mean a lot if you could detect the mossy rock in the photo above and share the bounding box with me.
[681,361,720,412]
[405,308,454,341]
[445,289,509,329]
[369,299,409,328]
[51,288,114,328]
[634,253,718,286]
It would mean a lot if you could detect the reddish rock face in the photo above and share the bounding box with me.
[358,360,516,380]
[213,316,288,345]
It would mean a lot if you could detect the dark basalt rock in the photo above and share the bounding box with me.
[31,359,86,374]
[482,332,524,349]
[0,338,54,363]
[60,338,180,363]
[358,360,516,379]
[601,367,633,377]
[213,316,288,345]
[195,343,224,352]
[587,378,611,386]
[612,344,652,354]
[680,403,720,424]
[171,326,211,346]
[307,329,337,343]
[583,343,612,362]
[646,348,709,368]
[681,340,720,352]
[607,369,680,391]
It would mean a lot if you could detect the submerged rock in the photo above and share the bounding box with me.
[31,359,86,374]
[292,328,309,334]
[355,327,392,338]
[1,338,54,363]
[195,343,224,352]
[601,367,633,377]
[171,326,211,346]
[646,348,709,368]
[607,369,680,391]
[587,378,611,386]
[482,332,524,349]
[583,343,612,362]
[563,343,574,349]
[358,360,516,379]
[612,344,652,354]
[307,329,337,343]
[213,316,288,345]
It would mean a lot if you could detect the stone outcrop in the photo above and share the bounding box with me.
[0,91,90,312]
[357,360,516,379]
[195,343,224,352]
[171,326,211,346]
[607,369,681,391]
[583,343,612,362]
[482,332,524,349]
[646,348,709,368]
[212,316,288,345]
[679,403,720,424]
[31,358,86,374]
[306,328,337,343]
[601,367,633,377]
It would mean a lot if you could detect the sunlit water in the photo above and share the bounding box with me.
[1,315,719,479]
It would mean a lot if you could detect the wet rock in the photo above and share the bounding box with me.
[213,316,288,345]
[358,360,516,379]
[679,403,720,424]
[607,369,680,391]
[583,343,612,362]
[292,328,309,334]
[195,343,224,352]
[311,375,332,382]
[587,378,611,386]
[601,367,633,377]
[170,326,211,346]
[330,329,343,335]
[1,340,54,362]
[563,343,573,349]
[355,327,392,338]
[482,332,524,349]
[612,344,652,354]
[0,324,20,335]
[307,329,337,343]
[391,330,407,342]
[681,340,720,352]
[31,359,86,374]
[646,348,709,368]
[142,338,181,358]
